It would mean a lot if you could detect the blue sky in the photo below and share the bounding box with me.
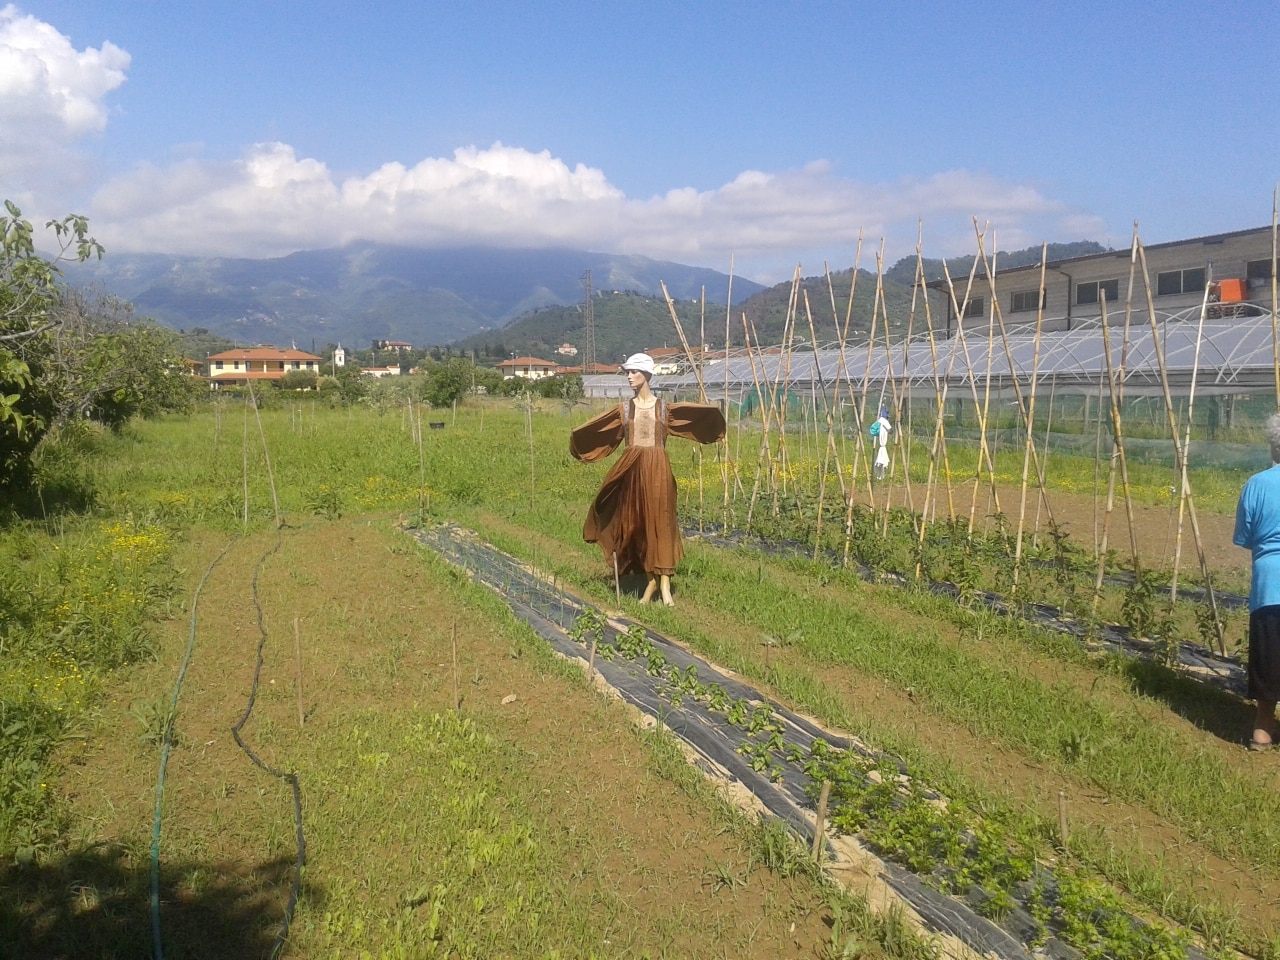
[3,0,1278,283]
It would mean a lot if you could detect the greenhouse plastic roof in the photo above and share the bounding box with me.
[657,307,1280,399]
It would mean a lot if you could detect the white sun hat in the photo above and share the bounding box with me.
[621,352,655,376]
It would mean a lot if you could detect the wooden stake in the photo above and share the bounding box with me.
[293,617,305,728]
[451,619,460,712]
[812,780,832,861]
[1272,186,1279,412]
[612,551,621,606]
[1012,243,1047,592]
[1058,790,1069,846]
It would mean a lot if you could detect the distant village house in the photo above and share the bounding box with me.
[205,347,323,388]
[495,356,558,380]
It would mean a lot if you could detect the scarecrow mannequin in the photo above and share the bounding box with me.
[570,353,726,606]
[872,406,893,481]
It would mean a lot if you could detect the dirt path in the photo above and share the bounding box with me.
[29,520,847,959]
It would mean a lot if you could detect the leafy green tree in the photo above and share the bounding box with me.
[1,202,195,491]
[278,369,319,390]
[327,365,368,404]
[422,357,474,408]
[534,374,583,400]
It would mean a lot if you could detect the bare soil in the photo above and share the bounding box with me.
[18,521,848,960]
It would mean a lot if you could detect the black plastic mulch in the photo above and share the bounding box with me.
[408,522,1209,960]
[685,521,1246,698]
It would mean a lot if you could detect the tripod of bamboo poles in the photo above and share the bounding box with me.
[741,311,777,527]
[1134,238,1226,654]
[938,252,1004,535]
[803,287,848,559]
[1007,244,1049,591]
[836,250,890,565]
[888,244,922,532]
[1092,270,1143,613]
[871,252,906,537]
[741,278,791,524]
[914,246,962,579]
[971,226,1058,542]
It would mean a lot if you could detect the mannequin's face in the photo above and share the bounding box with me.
[625,369,648,390]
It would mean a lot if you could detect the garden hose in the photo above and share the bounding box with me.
[150,535,237,960]
[228,526,306,960]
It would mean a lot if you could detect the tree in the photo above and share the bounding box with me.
[1,202,194,492]
[278,369,319,390]
[534,373,583,400]
[422,357,474,408]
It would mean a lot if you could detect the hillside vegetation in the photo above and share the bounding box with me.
[464,241,1110,359]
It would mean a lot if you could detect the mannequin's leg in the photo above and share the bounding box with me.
[640,575,659,603]
[660,574,674,606]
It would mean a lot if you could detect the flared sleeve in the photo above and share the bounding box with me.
[570,403,626,462]
[665,402,727,444]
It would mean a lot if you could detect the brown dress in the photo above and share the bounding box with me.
[570,398,726,575]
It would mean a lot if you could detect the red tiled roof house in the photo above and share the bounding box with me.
[206,347,324,388]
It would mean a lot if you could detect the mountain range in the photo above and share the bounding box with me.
[60,243,764,352]
[58,239,1108,363]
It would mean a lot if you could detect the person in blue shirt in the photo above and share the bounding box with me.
[1233,413,1280,750]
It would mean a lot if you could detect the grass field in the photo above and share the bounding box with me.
[2,394,1276,959]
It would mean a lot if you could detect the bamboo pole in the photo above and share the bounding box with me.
[771,270,802,508]
[293,617,305,728]
[972,227,1055,532]
[242,394,250,529]
[852,244,888,514]
[451,619,460,712]
[805,289,847,558]
[914,245,964,577]
[1093,292,1141,613]
[1011,244,1049,592]
[1272,187,1279,411]
[940,253,1000,533]
[1136,239,1225,653]
[874,259,902,535]
[819,264,849,502]
[1032,377,1057,544]
[721,259,732,522]
[742,315,773,527]
[971,283,998,536]
[1170,263,1214,603]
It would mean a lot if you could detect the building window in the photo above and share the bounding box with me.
[292,361,300,369]
[961,296,985,319]
[1076,279,1119,305]
[1156,267,1207,296]
[215,361,224,370]
[233,361,241,370]
[1010,290,1045,313]
[1248,259,1274,288]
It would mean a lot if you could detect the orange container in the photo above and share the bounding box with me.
[1219,278,1246,302]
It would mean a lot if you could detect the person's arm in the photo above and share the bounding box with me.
[570,404,625,462]
[1234,483,1255,548]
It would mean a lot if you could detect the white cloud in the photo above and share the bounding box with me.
[0,8,1108,283]
[0,5,129,188]
[91,140,1096,283]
